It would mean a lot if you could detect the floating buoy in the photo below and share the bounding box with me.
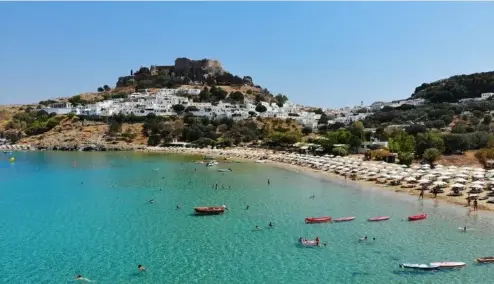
[9,157,15,163]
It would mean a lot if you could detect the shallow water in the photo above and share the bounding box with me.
[1,152,494,283]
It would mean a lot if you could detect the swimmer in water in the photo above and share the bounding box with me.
[245,205,250,210]
[149,199,155,204]
[75,275,92,282]
[359,236,368,242]
[176,205,181,209]
[463,226,467,232]
[268,222,273,228]
[138,264,146,272]
[255,225,261,230]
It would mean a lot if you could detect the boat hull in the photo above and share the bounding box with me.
[368,216,390,222]
[333,217,356,222]
[194,206,225,215]
[400,263,439,270]
[408,214,428,221]
[430,262,466,268]
[476,257,494,263]
[305,216,332,224]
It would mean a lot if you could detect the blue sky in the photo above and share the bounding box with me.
[1,2,493,108]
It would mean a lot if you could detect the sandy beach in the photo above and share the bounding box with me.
[142,146,494,212]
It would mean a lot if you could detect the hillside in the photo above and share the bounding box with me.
[410,71,494,103]
[17,116,147,149]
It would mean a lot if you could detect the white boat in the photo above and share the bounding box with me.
[399,263,439,270]
[255,160,266,164]
[217,169,232,172]
[206,161,219,167]
[430,262,466,268]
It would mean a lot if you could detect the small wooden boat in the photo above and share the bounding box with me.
[333,216,356,222]
[476,257,494,263]
[408,214,428,221]
[217,168,232,172]
[399,263,440,270]
[368,216,390,222]
[194,205,226,215]
[430,262,466,268]
[305,216,332,224]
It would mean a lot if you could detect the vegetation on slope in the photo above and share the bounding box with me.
[410,71,494,103]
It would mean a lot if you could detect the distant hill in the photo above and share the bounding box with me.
[37,57,279,106]
[410,71,494,103]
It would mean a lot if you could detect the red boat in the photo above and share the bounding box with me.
[305,216,332,224]
[333,216,356,222]
[368,216,390,222]
[408,214,428,221]
[194,205,226,215]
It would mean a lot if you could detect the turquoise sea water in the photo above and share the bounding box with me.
[2,152,494,283]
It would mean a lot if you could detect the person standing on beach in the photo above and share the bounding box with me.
[419,188,424,199]
[473,199,478,211]
[467,198,471,207]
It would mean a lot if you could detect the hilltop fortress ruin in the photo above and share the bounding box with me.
[116,57,254,89]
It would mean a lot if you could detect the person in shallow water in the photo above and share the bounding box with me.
[149,199,154,204]
[75,275,92,282]
[245,205,249,210]
[268,222,273,228]
[315,237,320,246]
[176,205,181,209]
[359,236,368,242]
[255,225,261,230]
[138,264,146,271]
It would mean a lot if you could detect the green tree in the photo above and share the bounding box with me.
[172,104,185,114]
[423,148,442,165]
[483,114,492,125]
[199,88,211,102]
[452,121,467,133]
[388,131,415,153]
[103,85,111,91]
[302,127,313,135]
[255,104,267,113]
[470,116,480,125]
[415,131,445,157]
[274,94,289,107]
[398,152,414,167]
[229,91,244,103]
[442,134,470,154]
[97,87,104,92]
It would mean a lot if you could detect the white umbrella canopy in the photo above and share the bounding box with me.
[419,179,431,184]
[405,177,417,182]
[433,181,447,186]
[456,173,469,178]
[472,180,485,185]
[451,183,465,188]
[455,178,468,183]
[437,176,451,180]
[412,165,421,170]
[471,184,484,189]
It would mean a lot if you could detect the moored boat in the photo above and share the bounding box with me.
[194,205,226,215]
[408,214,428,221]
[305,216,332,224]
[430,262,466,268]
[333,216,356,222]
[368,216,390,222]
[476,257,494,263]
[399,263,440,270]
